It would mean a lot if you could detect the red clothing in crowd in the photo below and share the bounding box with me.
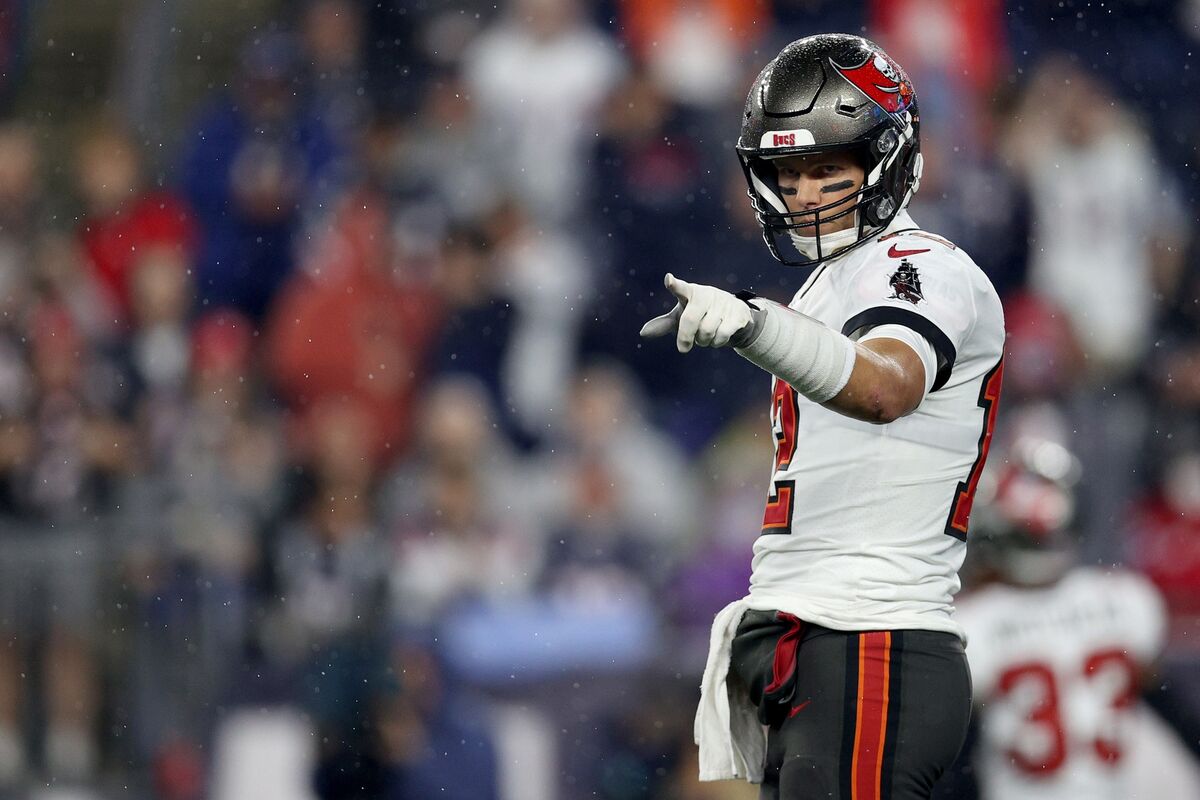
[1127,494,1200,651]
[79,192,197,321]
[265,193,442,464]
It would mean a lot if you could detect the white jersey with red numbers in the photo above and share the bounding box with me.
[955,568,1170,800]
[746,210,1005,638]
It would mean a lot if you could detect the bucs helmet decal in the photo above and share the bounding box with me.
[830,53,914,115]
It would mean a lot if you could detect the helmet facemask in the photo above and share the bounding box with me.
[739,149,878,266]
[737,114,920,267]
[735,34,923,268]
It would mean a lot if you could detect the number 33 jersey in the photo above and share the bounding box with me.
[746,211,1005,638]
[955,568,1169,800]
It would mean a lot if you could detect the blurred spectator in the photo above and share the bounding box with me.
[0,124,41,314]
[482,199,590,440]
[1125,440,1200,764]
[387,70,496,223]
[1127,445,1200,652]
[870,0,1008,158]
[905,125,1030,299]
[424,202,590,448]
[265,187,441,464]
[74,122,196,328]
[119,309,282,780]
[1000,58,1189,557]
[300,0,371,149]
[181,30,342,320]
[260,429,382,771]
[266,397,391,800]
[996,290,1143,561]
[0,300,134,521]
[272,398,387,658]
[533,362,697,600]
[0,302,135,786]
[583,82,764,439]
[1002,56,1187,380]
[997,292,1086,406]
[30,232,117,348]
[618,0,767,110]
[578,676,695,800]
[363,1,496,117]
[463,0,623,224]
[386,376,540,629]
[668,402,765,634]
[425,226,519,433]
[371,642,500,800]
[126,249,193,403]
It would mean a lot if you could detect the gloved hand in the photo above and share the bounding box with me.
[639,273,755,353]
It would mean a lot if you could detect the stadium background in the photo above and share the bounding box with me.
[0,0,1196,797]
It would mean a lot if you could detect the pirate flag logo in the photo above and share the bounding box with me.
[830,52,915,115]
[888,259,923,304]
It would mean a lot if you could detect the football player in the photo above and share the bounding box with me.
[953,436,1200,800]
[640,35,1006,799]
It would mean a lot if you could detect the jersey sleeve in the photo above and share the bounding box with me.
[839,246,977,391]
[858,323,938,395]
[1115,570,1169,664]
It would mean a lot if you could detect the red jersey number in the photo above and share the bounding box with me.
[762,379,799,534]
[998,662,1067,774]
[945,359,1004,540]
[995,650,1139,777]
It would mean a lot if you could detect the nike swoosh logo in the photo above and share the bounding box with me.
[788,700,812,718]
[888,245,930,258]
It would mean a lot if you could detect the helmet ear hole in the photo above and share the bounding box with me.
[863,195,894,227]
[876,196,895,219]
[874,129,898,158]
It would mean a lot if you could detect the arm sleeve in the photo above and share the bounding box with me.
[839,249,976,391]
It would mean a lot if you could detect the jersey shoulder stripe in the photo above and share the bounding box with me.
[841,306,956,390]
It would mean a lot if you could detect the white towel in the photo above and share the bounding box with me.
[693,597,766,782]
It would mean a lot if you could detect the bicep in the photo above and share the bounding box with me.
[825,335,929,423]
[860,336,930,415]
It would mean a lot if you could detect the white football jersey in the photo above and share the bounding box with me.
[956,568,1169,800]
[746,210,1006,637]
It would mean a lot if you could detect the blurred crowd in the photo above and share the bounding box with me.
[0,0,1198,798]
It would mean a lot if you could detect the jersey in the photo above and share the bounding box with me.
[746,210,1006,638]
[955,568,1168,800]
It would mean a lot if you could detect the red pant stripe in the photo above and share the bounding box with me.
[851,631,892,800]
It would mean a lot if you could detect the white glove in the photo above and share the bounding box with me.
[639,273,754,353]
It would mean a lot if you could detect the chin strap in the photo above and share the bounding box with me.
[788,223,862,260]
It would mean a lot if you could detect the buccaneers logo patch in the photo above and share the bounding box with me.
[830,52,915,115]
[888,259,923,304]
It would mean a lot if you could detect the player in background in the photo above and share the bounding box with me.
[953,433,1200,800]
[640,34,1005,799]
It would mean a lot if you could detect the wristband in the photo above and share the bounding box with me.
[734,300,856,403]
